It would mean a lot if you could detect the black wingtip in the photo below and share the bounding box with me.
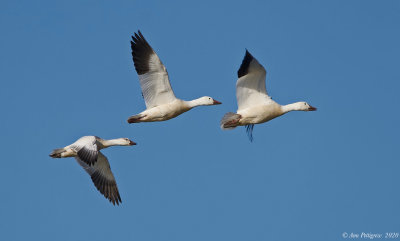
[111,195,122,206]
[91,171,122,206]
[237,49,254,78]
[138,30,144,38]
[130,30,153,75]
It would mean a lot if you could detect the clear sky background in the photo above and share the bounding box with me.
[1,0,399,240]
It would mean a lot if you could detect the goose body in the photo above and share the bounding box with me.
[49,136,136,205]
[221,50,316,141]
[127,31,221,124]
[130,99,190,122]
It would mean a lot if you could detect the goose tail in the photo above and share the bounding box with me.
[49,148,65,158]
[127,114,145,124]
[220,112,241,130]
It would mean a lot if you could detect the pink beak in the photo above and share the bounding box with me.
[213,99,222,105]
[308,105,317,111]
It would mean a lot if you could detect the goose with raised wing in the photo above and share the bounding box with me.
[49,136,136,205]
[220,50,316,141]
[127,31,221,124]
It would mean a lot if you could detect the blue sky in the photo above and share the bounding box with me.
[1,0,399,240]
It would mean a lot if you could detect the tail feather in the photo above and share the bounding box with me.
[49,148,65,158]
[127,114,145,124]
[220,112,241,130]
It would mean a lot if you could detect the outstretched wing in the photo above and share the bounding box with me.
[131,30,177,109]
[236,50,271,111]
[75,152,122,205]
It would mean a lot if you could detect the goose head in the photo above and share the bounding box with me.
[117,138,137,146]
[188,96,222,107]
[297,102,317,111]
[199,96,222,106]
[282,102,317,113]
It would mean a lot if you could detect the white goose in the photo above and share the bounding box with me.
[49,136,136,205]
[127,31,221,123]
[221,50,316,141]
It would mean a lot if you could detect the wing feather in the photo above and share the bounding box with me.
[236,50,271,111]
[71,136,98,166]
[131,30,177,108]
[76,152,122,205]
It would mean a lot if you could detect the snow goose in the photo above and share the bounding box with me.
[49,136,136,205]
[220,50,316,141]
[127,31,221,123]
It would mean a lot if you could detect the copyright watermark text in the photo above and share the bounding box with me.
[342,232,399,239]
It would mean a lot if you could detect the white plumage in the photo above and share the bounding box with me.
[236,55,270,111]
[221,50,317,141]
[127,31,221,123]
[49,136,136,205]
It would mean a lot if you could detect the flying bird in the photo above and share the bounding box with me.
[220,50,316,141]
[49,136,136,205]
[127,31,221,124]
